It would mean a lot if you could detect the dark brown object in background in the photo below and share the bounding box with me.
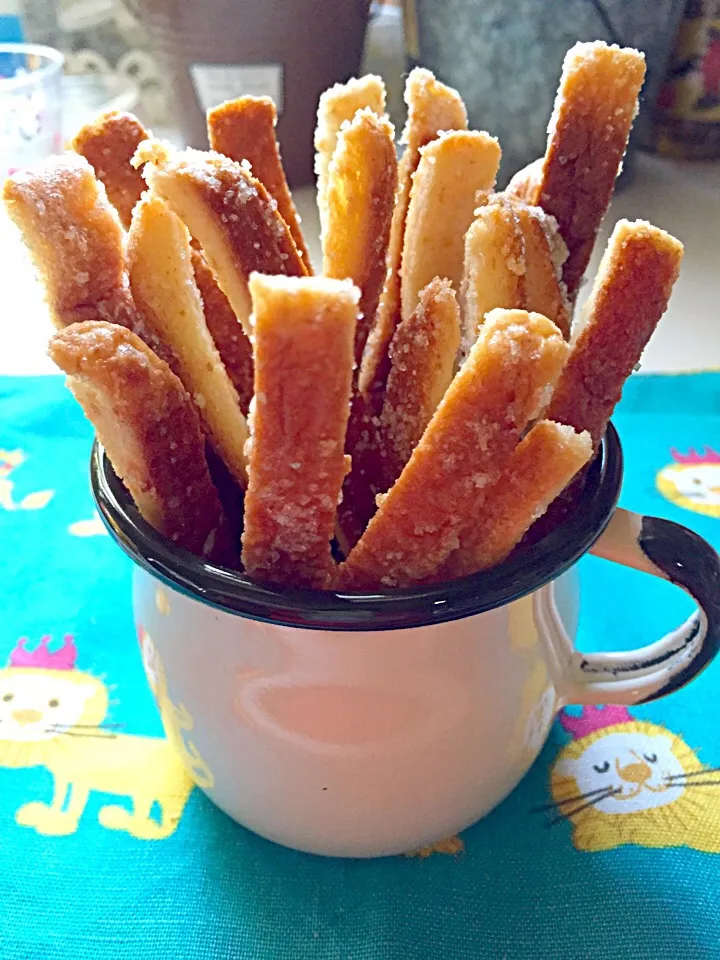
[129,0,371,187]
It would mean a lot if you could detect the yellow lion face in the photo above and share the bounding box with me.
[550,719,720,853]
[657,461,720,518]
[0,667,108,764]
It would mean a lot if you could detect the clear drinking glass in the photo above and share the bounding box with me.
[0,43,64,180]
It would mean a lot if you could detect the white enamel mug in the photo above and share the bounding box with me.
[92,427,720,857]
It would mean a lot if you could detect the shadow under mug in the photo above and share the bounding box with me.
[91,425,720,857]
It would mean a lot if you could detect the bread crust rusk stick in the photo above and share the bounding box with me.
[322,107,398,363]
[504,157,543,206]
[546,218,683,448]
[134,141,307,339]
[461,194,570,350]
[242,275,358,588]
[359,68,467,398]
[440,420,592,579]
[3,154,128,328]
[208,96,312,270]
[400,130,500,323]
[338,309,569,589]
[48,321,225,559]
[508,42,646,302]
[70,113,256,405]
[71,110,149,228]
[314,74,386,245]
[127,194,249,487]
[381,277,460,486]
[190,248,253,415]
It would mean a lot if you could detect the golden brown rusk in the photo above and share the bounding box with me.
[506,41,646,302]
[71,110,150,228]
[134,140,307,339]
[208,95,312,269]
[48,321,226,560]
[127,194,249,487]
[241,275,358,589]
[338,309,569,589]
[359,67,468,399]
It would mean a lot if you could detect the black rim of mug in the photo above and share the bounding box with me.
[90,424,623,631]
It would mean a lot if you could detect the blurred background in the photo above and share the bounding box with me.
[1,0,719,372]
[3,0,719,183]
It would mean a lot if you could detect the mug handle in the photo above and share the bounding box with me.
[535,508,720,705]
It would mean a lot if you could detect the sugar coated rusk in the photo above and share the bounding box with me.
[338,309,570,589]
[520,42,646,301]
[442,420,592,578]
[461,194,570,350]
[322,107,398,362]
[191,248,253,415]
[48,321,224,558]
[134,140,306,339]
[505,157,543,206]
[3,153,127,328]
[71,110,149,228]
[242,274,358,588]
[547,219,683,447]
[127,194,249,486]
[381,277,460,486]
[208,96,312,269]
[359,68,467,398]
[401,130,501,323]
[314,74,386,244]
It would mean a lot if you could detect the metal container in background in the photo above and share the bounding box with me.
[127,0,372,187]
[404,0,686,185]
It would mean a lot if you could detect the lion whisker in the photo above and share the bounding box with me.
[530,785,614,813]
[47,722,123,730]
[669,780,720,789]
[666,766,720,781]
[545,788,621,827]
[46,728,118,739]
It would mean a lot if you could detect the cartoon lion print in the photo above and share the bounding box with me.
[0,634,196,839]
[548,706,720,853]
[656,447,720,518]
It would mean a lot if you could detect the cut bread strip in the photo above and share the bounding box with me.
[208,95,312,269]
[314,74,386,246]
[242,274,358,588]
[127,194,249,486]
[508,41,646,301]
[49,321,225,559]
[71,110,149,228]
[546,218,683,447]
[3,153,128,329]
[338,309,569,588]
[322,107,398,363]
[400,130,500,323]
[461,194,570,350]
[441,420,592,578]
[381,277,460,485]
[134,140,306,340]
[359,68,468,399]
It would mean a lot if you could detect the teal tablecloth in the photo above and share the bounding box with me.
[1,372,719,960]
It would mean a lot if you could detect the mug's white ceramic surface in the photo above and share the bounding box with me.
[93,431,720,858]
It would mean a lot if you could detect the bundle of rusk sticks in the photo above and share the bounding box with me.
[3,41,684,591]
